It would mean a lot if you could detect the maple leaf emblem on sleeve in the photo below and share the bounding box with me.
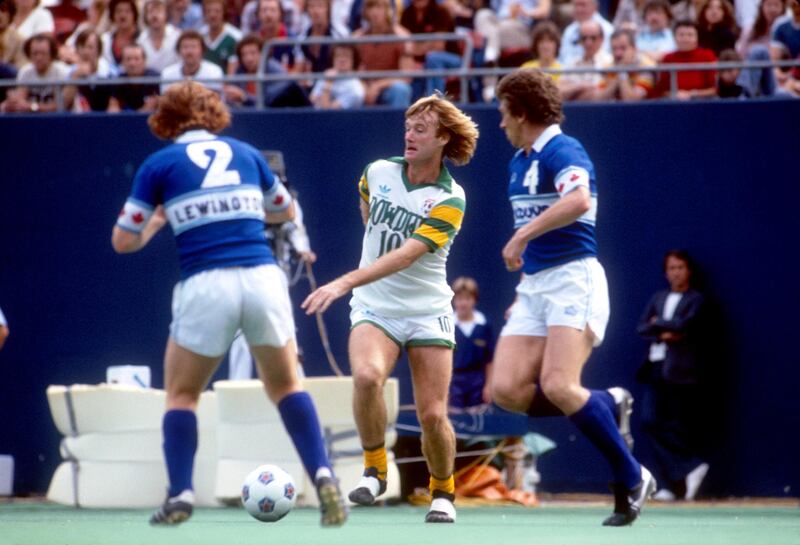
[132,212,145,224]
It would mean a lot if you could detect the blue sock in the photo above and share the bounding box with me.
[278,391,332,482]
[569,391,641,489]
[162,409,197,497]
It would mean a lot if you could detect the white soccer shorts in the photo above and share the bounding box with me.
[349,305,456,349]
[170,264,296,357]
[501,257,610,346]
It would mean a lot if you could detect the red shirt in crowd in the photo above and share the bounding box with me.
[656,48,717,96]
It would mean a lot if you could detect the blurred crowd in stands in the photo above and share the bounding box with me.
[0,0,798,112]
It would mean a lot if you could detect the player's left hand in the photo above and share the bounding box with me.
[502,236,525,272]
[302,279,348,314]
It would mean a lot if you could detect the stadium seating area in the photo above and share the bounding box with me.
[0,0,798,113]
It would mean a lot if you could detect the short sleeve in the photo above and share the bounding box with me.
[411,196,465,251]
[550,144,593,197]
[116,161,159,233]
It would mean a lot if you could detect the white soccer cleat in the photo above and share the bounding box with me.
[425,495,456,523]
[685,462,709,501]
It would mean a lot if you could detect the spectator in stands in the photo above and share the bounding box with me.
[715,48,750,97]
[108,43,160,111]
[1,33,71,112]
[521,21,562,82]
[737,0,785,55]
[773,48,800,95]
[637,249,710,502]
[671,0,703,22]
[474,0,551,65]
[63,0,110,64]
[352,0,414,107]
[167,0,204,29]
[655,20,717,99]
[160,29,224,92]
[449,277,494,408]
[138,0,181,74]
[770,0,800,61]
[200,0,242,72]
[294,0,349,77]
[595,28,655,100]
[559,0,613,65]
[401,0,461,98]
[0,305,8,351]
[1,0,26,68]
[697,0,740,56]
[68,29,114,111]
[310,42,364,107]
[101,0,141,75]
[9,0,53,40]
[442,0,485,31]
[223,32,311,106]
[257,0,295,67]
[558,19,612,100]
[637,0,676,62]
[613,0,648,30]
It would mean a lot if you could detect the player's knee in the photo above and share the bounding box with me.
[166,390,201,410]
[418,405,448,433]
[539,372,578,408]
[492,380,523,411]
[352,363,385,393]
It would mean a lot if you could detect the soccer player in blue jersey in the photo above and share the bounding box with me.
[111,81,346,528]
[490,69,654,526]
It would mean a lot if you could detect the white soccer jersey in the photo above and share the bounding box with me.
[351,157,466,317]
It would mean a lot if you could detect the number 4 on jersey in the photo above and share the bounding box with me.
[186,141,242,188]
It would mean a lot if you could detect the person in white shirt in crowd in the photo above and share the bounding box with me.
[100,0,140,75]
[139,0,181,73]
[474,0,552,64]
[160,29,224,92]
[10,0,53,40]
[559,0,613,65]
[310,42,364,108]
[559,19,612,100]
[637,0,676,62]
[0,33,71,112]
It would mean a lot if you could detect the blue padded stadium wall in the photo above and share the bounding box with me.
[1,100,798,498]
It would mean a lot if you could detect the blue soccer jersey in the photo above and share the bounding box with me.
[508,125,598,275]
[116,130,292,279]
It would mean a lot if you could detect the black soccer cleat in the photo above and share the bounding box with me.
[316,476,347,527]
[348,466,387,506]
[149,490,195,526]
[607,387,635,451]
[602,466,656,527]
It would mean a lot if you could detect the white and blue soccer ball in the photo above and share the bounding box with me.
[241,464,297,522]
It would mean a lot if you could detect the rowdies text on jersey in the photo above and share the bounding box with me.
[367,196,426,238]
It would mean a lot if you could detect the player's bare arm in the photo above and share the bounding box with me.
[265,201,297,225]
[302,238,429,314]
[111,205,168,254]
[502,187,591,271]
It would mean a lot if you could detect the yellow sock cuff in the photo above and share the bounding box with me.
[429,475,455,496]
[363,446,388,478]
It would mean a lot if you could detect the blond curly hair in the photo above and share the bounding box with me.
[405,94,479,166]
[148,81,231,140]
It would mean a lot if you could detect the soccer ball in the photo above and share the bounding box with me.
[241,464,297,522]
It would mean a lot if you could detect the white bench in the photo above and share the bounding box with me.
[46,377,400,508]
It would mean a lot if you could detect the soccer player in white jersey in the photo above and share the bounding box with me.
[302,95,479,523]
[111,81,346,528]
[491,69,655,526]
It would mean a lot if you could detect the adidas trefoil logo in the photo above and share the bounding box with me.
[379,184,391,194]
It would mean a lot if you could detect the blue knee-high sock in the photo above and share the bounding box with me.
[278,391,332,482]
[163,409,198,497]
[569,391,641,489]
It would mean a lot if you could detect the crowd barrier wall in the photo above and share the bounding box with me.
[1,99,798,498]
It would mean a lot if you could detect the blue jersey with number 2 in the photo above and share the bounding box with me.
[116,130,291,279]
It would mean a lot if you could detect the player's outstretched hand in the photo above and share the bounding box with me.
[302,279,348,315]
[502,235,525,272]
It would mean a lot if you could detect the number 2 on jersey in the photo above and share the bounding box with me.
[186,141,242,188]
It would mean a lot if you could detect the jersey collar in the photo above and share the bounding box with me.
[175,129,217,143]
[389,157,453,193]
[531,124,562,153]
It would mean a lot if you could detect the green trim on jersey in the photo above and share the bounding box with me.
[411,232,438,251]
[351,319,402,348]
[406,338,456,349]
[438,197,465,212]
[386,156,453,193]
